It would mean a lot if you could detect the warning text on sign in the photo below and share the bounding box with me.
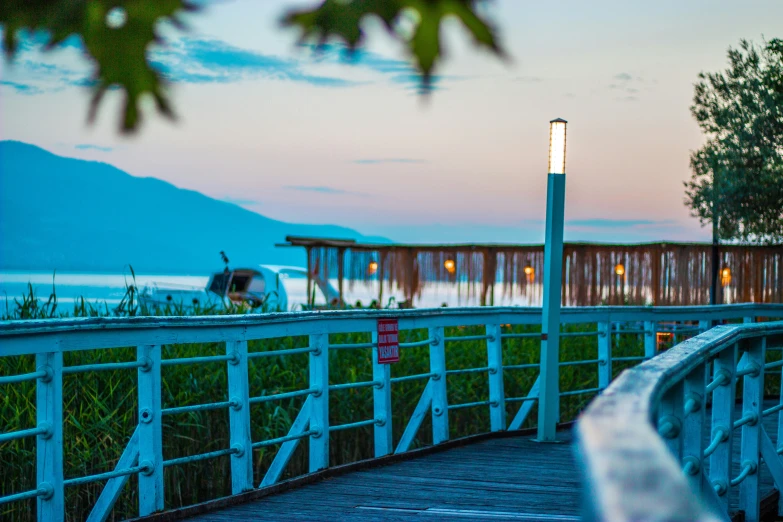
[377,318,399,364]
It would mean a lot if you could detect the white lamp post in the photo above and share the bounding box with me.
[537,118,567,442]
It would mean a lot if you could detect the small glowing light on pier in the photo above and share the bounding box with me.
[548,118,567,175]
[524,265,535,283]
[614,263,625,276]
[368,261,378,275]
[721,267,731,286]
[444,259,456,274]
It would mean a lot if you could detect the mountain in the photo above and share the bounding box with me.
[0,141,387,273]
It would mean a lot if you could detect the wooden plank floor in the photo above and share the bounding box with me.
[187,402,781,522]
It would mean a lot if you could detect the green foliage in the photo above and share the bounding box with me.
[282,0,504,91]
[685,38,783,243]
[0,0,198,133]
[0,0,503,132]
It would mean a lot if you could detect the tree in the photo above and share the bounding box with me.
[685,38,783,245]
[0,0,503,133]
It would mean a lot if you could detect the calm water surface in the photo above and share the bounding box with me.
[0,270,538,314]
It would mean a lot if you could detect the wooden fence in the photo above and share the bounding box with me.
[281,237,782,307]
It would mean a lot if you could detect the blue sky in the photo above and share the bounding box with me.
[1,0,781,244]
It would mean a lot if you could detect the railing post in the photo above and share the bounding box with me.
[309,333,329,472]
[709,344,737,513]
[486,324,506,431]
[658,381,684,461]
[137,345,163,515]
[778,358,783,517]
[644,320,657,358]
[429,326,449,444]
[372,329,393,457]
[744,316,755,324]
[597,322,611,390]
[699,320,710,333]
[682,363,707,496]
[739,337,765,522]
[36,351,63,522]
[226,340,253,493]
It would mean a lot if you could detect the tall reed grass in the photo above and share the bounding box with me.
[1,279,671,521]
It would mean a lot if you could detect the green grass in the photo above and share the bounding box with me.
[1,282,692,522]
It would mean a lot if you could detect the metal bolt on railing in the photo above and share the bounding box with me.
[683,394,702,415]
[682,456,700,476]
[733,412,758,429]
[38,482,54,501]
[658,415,681,439]
[231,443,245,458]
[139,408,153,424]
[730,461,757,487]
[706,370,731,394]
[139,461,154,476]
[37,364,54,383]
[38,422,53,440]
[703,426,729,458]
[736,363,760,378]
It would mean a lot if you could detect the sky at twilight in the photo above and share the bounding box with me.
[2,0,781,244]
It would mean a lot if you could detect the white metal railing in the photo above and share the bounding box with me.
[577,319,783,522]
[1,304,783,521]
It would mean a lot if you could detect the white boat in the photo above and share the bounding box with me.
[140,265,340,312]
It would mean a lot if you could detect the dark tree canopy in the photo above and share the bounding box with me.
[685,38,783,243]
[0,0,503,133]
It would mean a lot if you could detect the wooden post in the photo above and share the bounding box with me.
[372,329,393,456]
[309,333,329,471]
[429,326,448,444]
[137,345,163,515]
[597,322,611,390]
[378,251,386,307]
[709,344,737,512]
[778,355,783,516]
[306,247,313,307]
[337,248,345,307]
[486,324,505,431]
[658,381,684,461]
[739,337,765,522]
[682,363,707,495]
[226,341,253,493]
[36,352,63,522]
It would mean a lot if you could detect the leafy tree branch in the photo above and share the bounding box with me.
[0,0,504,133]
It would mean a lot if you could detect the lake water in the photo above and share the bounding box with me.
[0,270,538,314]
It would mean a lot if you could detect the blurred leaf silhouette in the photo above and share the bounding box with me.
[0,0,504,133]
[1,0,199,133]
[282,0,504,92]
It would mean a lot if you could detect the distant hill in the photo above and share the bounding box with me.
[0,141,387,273]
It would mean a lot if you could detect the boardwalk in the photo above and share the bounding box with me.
[178,403,780,522]
[189,432,581,522]
[3,308,782,522]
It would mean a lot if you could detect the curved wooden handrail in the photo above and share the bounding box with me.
[576,321,783,522]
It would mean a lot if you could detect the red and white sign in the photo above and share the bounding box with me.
[377,318,399,364]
